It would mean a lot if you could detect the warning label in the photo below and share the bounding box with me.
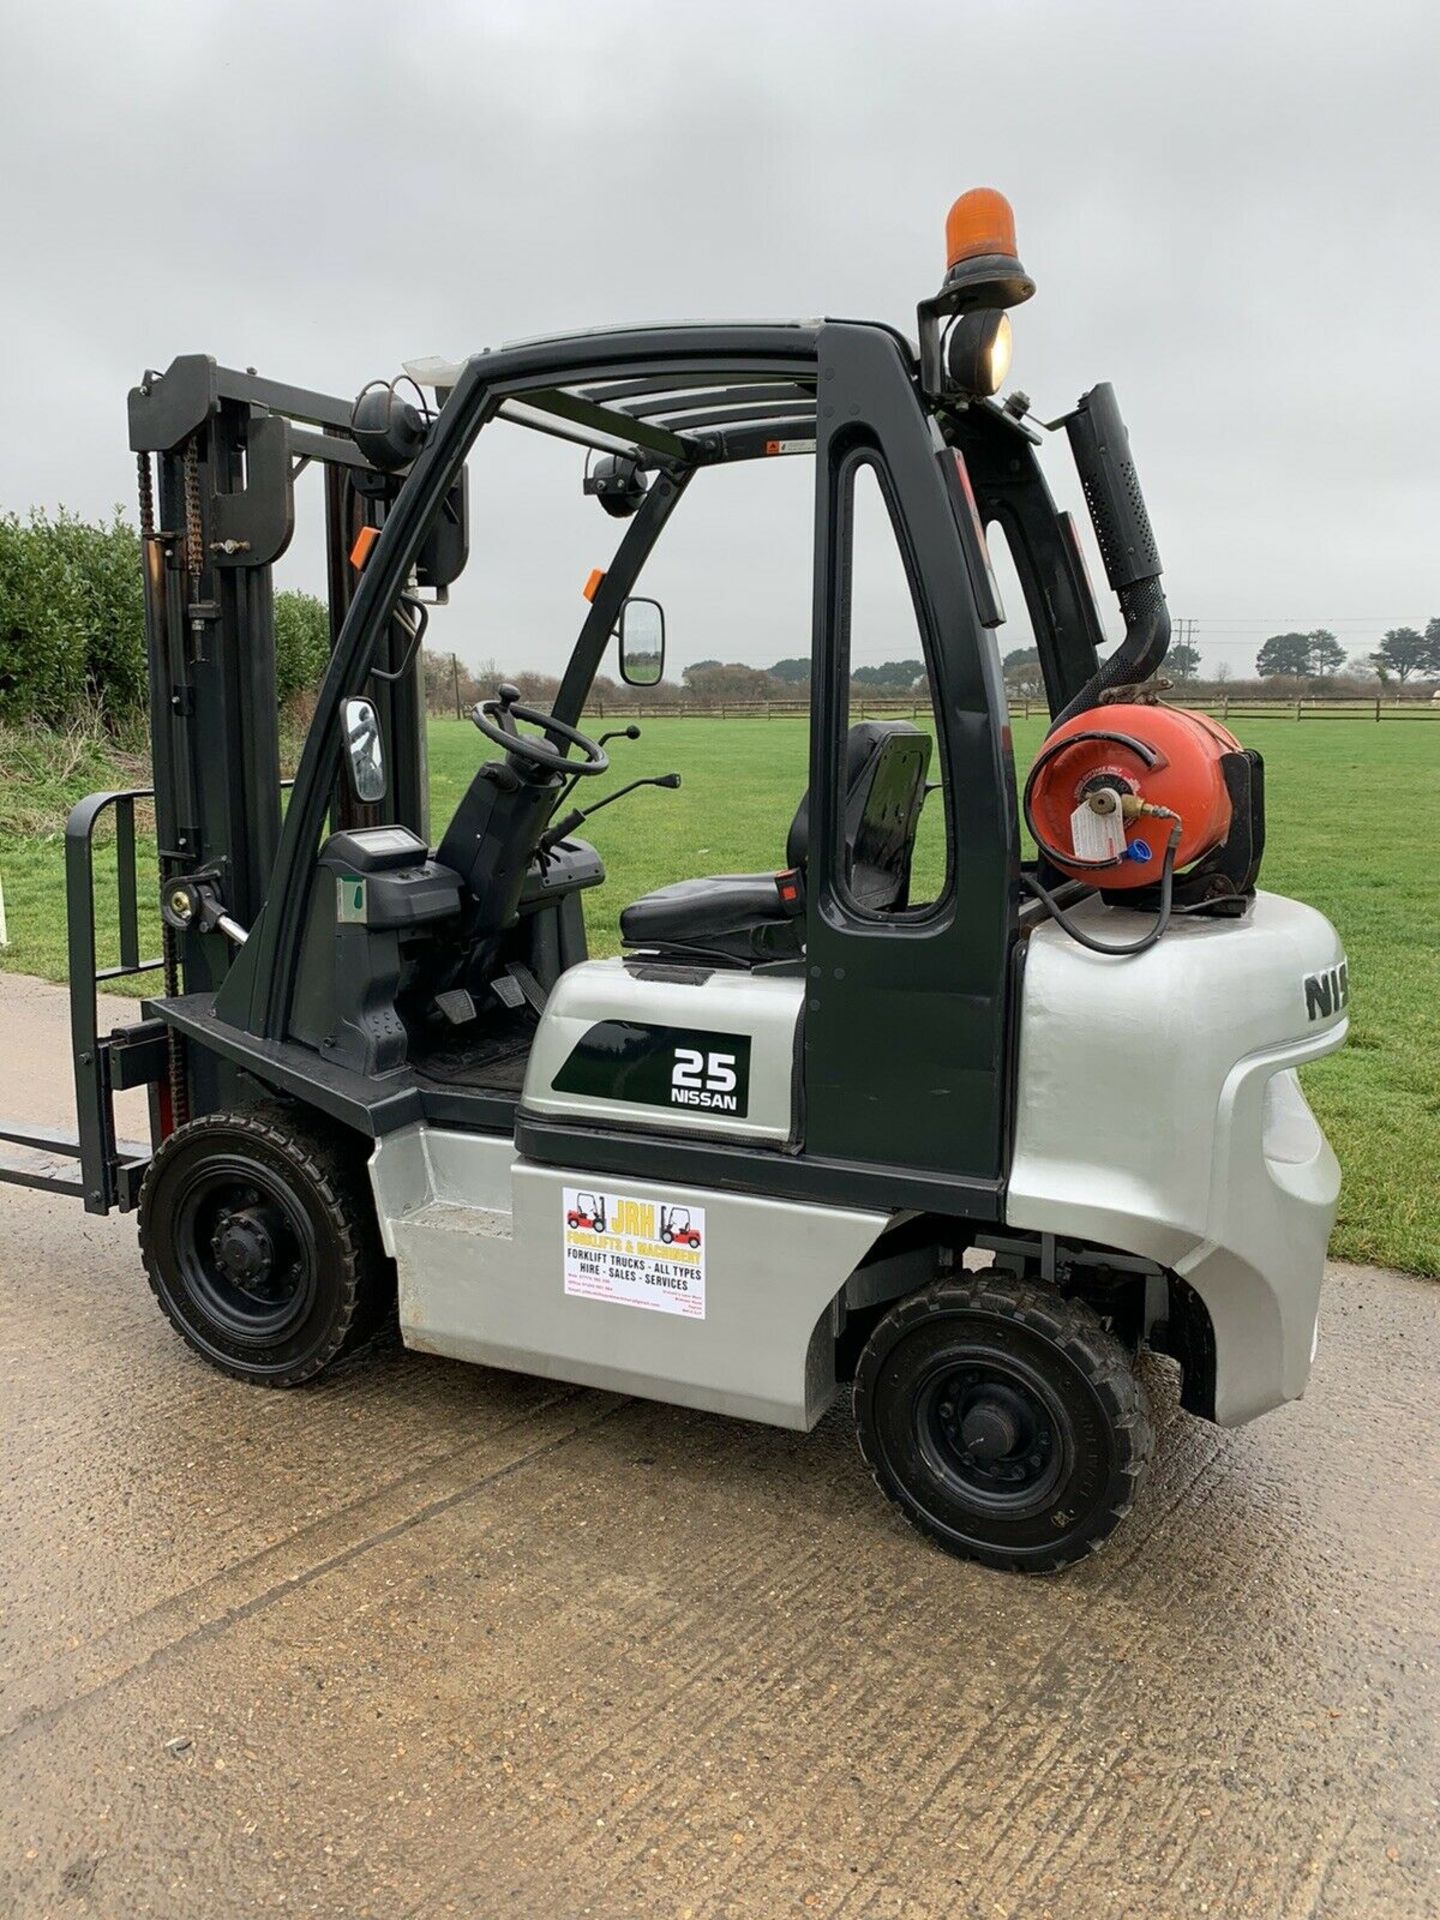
[562,1188,706,1320]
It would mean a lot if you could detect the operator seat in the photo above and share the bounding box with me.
[620,721,932,965]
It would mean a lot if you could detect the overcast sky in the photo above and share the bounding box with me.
[2,0,1436,679]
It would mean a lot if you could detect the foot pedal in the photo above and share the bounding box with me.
[491,975,526,1012]
[505,962,549,1015]
[434,987,477,1027]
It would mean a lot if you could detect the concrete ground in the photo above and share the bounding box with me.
[0,974,1436,1920]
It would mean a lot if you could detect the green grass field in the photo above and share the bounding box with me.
[2,715,1436,1274]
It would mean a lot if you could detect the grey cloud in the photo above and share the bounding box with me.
[2,0,1435,676]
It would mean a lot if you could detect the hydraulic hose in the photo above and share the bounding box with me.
[1021,814,1182,957]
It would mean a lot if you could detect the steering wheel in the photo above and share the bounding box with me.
[471,684,609,779]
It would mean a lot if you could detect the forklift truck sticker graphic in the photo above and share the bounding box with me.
[563,1190,706,1319]
[0,187,1349,1573]
[660,1207,702,1249]
[566,1192,608,1234]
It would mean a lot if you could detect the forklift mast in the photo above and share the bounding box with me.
[129,358,470,1126]
[0,359,468,1209]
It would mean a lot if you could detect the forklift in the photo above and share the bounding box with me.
[660,1207,702,1250]
[0,190,1347,1572]
[566,1192,608,1236]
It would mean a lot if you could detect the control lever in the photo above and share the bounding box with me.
[541,772,680,851]
[558,723,640,806]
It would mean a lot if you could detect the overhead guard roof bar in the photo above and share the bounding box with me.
[652,399,819,433]
[575,373,816,406]
[495,380,819,468]
[618,382,816,421]
[493,399,655,459]
[510,387,694,462]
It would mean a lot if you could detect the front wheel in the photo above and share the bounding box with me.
[137,1105,392,1387]
[853,1275,1152,1573]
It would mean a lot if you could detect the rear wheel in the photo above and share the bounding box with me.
[137,1105,391,1386]
[853,1274,1152,1573]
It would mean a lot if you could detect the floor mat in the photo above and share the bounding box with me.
[412,1009,536,1091]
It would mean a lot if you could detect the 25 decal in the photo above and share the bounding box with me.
[671,1048,740,1112]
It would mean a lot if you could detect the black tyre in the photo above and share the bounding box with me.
[137,1105,392,1387]
[853,1274,1152,1573]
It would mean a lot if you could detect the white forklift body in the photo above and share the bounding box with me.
[371,1127,889,1429]
[369,889,1345,1435]
[1008,890,1347,1424]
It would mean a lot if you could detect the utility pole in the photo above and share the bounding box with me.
[1170,617,1199,682]
[452,652,462,721]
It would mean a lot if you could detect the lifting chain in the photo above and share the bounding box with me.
[160,911,189,1128]
[148,442,192,1124]
[182,436,204,581]
[136,451,155,542]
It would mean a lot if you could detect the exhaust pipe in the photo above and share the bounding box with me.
[1050,383,1171,731]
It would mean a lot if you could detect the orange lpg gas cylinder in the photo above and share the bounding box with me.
[1023,704,1240,889]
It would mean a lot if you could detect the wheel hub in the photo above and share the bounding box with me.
[958,1398,1021,1463]
[922,1364,1061,1506]
[210,1206,281,1295]
[174,1170,314,1341]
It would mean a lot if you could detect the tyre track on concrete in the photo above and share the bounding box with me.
[392,1417,1227,1920]
[329,1426,994,1917]
[967,1442,1284,1903]
[947,1506,1361,1914]
[0,1389,626,1740]
[8,1292,1436,1920]
[798,1437,1242,1917]
[602,1437,1234,1916]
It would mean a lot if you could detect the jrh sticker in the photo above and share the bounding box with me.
[562,1188,705,1319]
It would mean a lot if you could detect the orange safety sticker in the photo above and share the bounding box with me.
[350,525,381,570]
[582,567,605,602]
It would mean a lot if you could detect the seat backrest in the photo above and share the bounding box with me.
[786,721,932,912]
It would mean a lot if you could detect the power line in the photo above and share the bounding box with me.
[1179,616,1428,627]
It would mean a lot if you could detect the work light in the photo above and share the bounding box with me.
[946,311,1013,397]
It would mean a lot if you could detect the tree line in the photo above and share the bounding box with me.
[998,624,1440,704]
[7,510,1432,730]
[1252,625,1440,685]
[420,652,933,716]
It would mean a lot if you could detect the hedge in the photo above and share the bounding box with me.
[0,509,329,726]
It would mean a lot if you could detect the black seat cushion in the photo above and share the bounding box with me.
[619,873,802,965]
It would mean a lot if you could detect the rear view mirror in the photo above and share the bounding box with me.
[618,597,665,687]
[342,696,386,803]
